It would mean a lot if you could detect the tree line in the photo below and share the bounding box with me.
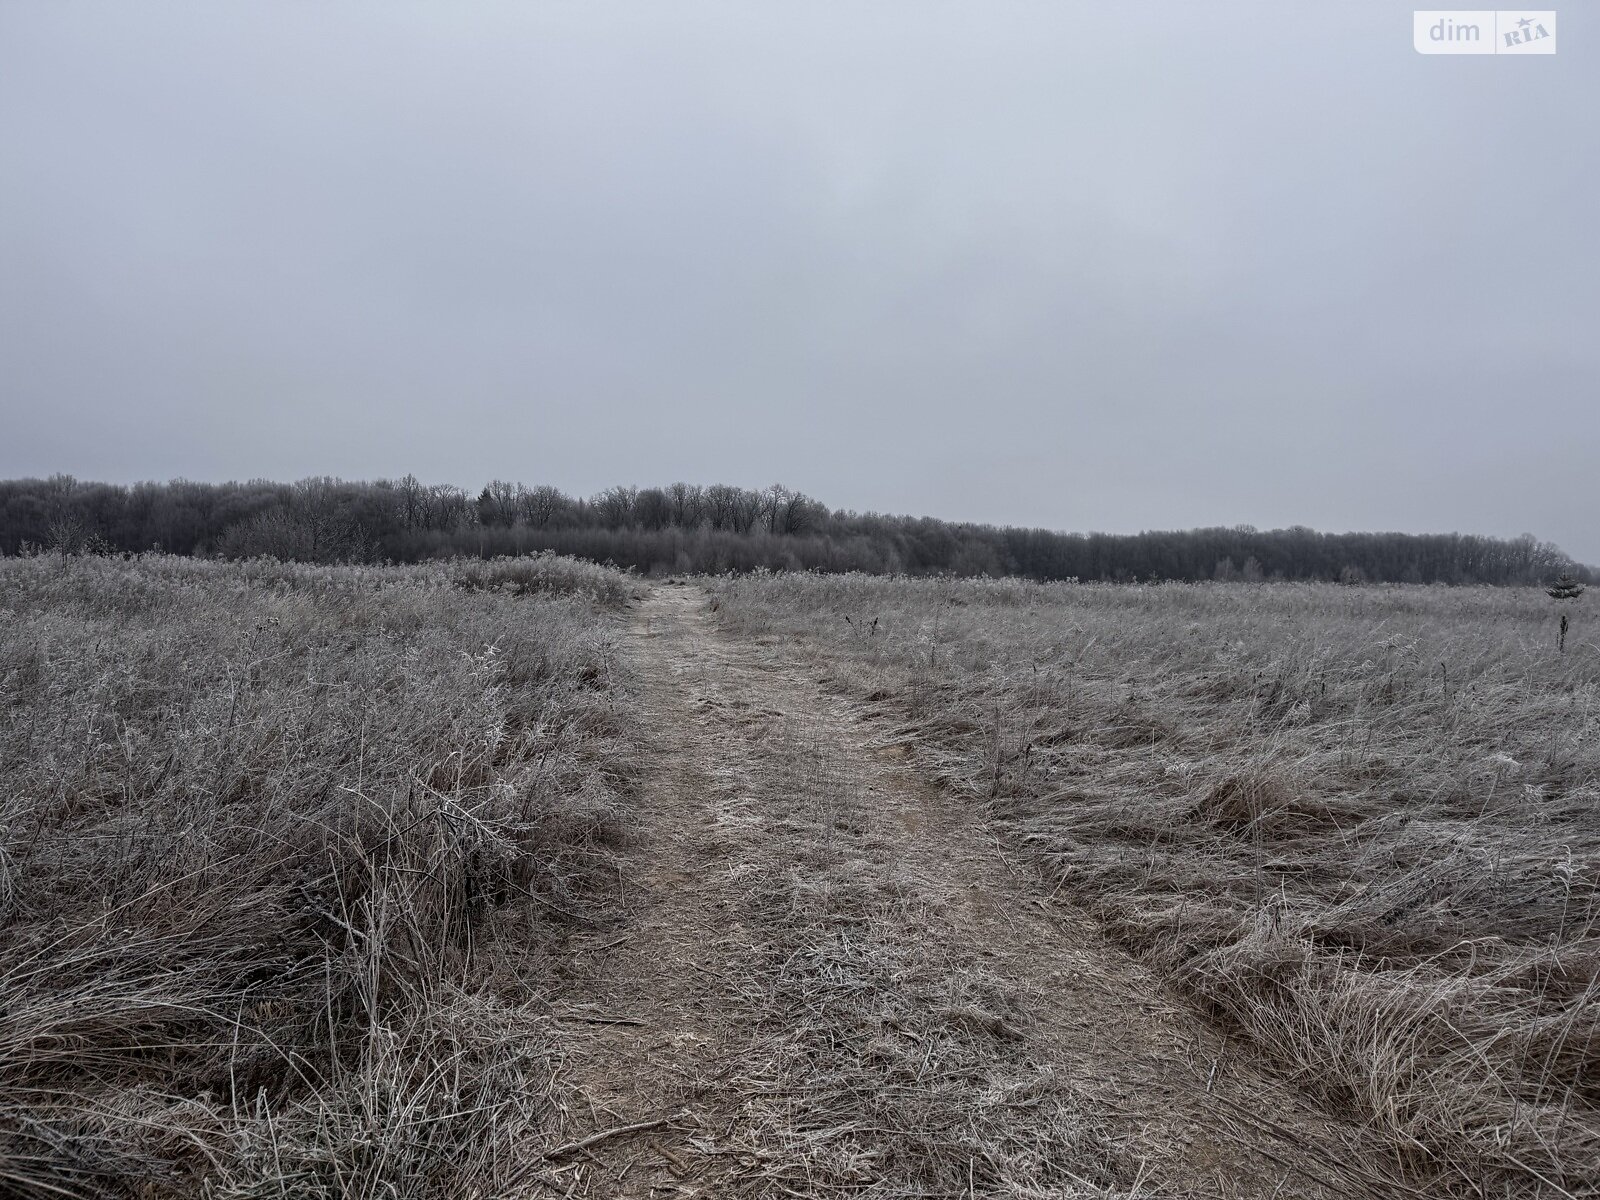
[0,475,1587,586]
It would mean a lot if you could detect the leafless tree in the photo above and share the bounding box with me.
[667,482,705,528]
[592,486,638,530]
[477,480,520,527]
[705,484,741,531]
[635,487,671,531]
[732,489,763,534]
[520,484,569,528]
[395,474,427,530]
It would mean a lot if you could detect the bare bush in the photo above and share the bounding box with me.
[444,551,642,606]
[216,505,371,563]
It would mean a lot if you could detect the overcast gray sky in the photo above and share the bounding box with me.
[1,2,1595,559]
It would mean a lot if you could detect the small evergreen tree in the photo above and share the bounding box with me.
[1547,573,1585,654]
[1547,573,1585,601]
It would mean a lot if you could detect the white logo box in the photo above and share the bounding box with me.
[1414,10,1556,54]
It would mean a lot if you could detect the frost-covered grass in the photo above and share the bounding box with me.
[0,553,639,1198]
[710,573,1600,1197]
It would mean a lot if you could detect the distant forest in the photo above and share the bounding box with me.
[0,476,1588,585]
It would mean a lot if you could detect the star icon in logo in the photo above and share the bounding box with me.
[1518,16,1533,28]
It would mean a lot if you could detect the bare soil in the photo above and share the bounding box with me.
[544,585,1411,1198]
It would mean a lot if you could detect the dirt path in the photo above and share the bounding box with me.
[545,585,1408,1198]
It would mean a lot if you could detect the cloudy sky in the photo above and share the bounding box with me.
[2,2,1595,559]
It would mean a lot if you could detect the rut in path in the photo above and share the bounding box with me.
[542,585,1408,1198]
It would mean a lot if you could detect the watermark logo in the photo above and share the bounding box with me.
[1415,11,1556,53]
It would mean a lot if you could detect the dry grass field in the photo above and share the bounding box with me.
[7,557,1596,1198]
[708,574,1599,1196]
[0,553,640,1198]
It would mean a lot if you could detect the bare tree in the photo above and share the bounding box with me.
[592,486,638,530]
[780,489,823,535]
[396,474,426,530]
[667,482,704,528]
[520,485,569,528]
[761,484,792,534]
[477,480,520,528]
[705,484,740,531]
[635,487,671,531]
[732,489,763,534]
[425,484,472,530]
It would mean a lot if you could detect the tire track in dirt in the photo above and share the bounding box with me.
[545,585,1410,1198]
